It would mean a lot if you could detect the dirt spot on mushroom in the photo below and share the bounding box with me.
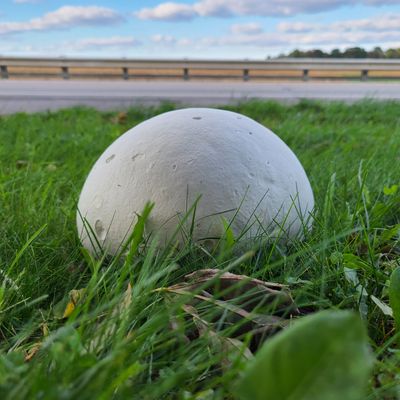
[203,239,216,249]
[131,153,144,162]
[192,116,202,120]
[106,154,115,163]
[95,219,106,241]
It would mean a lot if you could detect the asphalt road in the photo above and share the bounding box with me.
[0,79,399,114]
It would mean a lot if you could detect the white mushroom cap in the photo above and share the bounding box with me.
[77,108,314,254]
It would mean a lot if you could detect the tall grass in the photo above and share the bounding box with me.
[0,100,399,399]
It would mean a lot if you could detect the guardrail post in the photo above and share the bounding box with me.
[122,67,129,80]
[361,70,368,81]
[1,66,8,79]
[303,69,309,81]
[183,68,189,81]
[61,66,69,80]
[243,69,249,81]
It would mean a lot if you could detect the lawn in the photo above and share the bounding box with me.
[0,100,400,399]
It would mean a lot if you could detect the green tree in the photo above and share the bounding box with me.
[343,47,368,58]
[278,46,400,59]
[306,49,326,58]
[330,48,342,58]
[288,49,306,58]
[368,46,385,58]
[385,48,400,58]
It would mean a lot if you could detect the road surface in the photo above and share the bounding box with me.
[0,80,399,114]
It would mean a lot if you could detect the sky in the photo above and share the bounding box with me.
[0,0,399,59]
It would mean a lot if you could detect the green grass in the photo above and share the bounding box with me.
[1,100,400,399]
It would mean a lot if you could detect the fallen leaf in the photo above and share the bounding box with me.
[183,269,299,316]
[41,322,49,337]
[54,288,86,319]
[88,282,132,353]
[183,304,253,369]
[111,112,128,125]
[64,288,86,318]
[25,343,41,362]
[161,269,299,352]
[120,282,132,312]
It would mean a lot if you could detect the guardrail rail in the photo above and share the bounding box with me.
[1,57,400,81]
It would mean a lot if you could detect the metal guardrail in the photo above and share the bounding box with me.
[1,57,400,81]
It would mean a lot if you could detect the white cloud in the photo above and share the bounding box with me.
[293,30,400,46]
[0,6,122,35]
[13,0,42,3]
[73,36,140,50]
[135,2,197,21]
[151,34,193,46]
[278,13,400,33]
[137,11,400,53]
[0,36,139,55]
[178,12,400,50]
[364,0,400,3]
[135,0,400,20]
[230,22,263,35]
[152,34,177,44]
[277,22,318,33]
[207,29,400,48]
[193,0,348,17]
[178,38,193,46]
[333,13,400,31]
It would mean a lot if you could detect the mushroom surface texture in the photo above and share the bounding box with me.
[77,108,314,254]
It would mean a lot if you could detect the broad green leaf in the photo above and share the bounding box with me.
[343,253,372,272]
[389,267,400,332]
[383,184,398,196]
[377,224,400,246]
[237,310,372,400]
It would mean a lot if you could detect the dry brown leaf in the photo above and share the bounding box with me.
[25,343,41,362]
[111,112,128,125]
[120,282,132,312]
[62,288,86,318]
[182,304,253,369]
[88,282,132,353]
[41,322,49,337]
[161,269,299,352]
[183,269,299,316]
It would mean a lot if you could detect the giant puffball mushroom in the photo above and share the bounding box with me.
[77,108,314,254]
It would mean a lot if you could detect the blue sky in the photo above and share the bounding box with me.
[0,0,399,59]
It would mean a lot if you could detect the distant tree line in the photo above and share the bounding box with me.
[279,47,400,59]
